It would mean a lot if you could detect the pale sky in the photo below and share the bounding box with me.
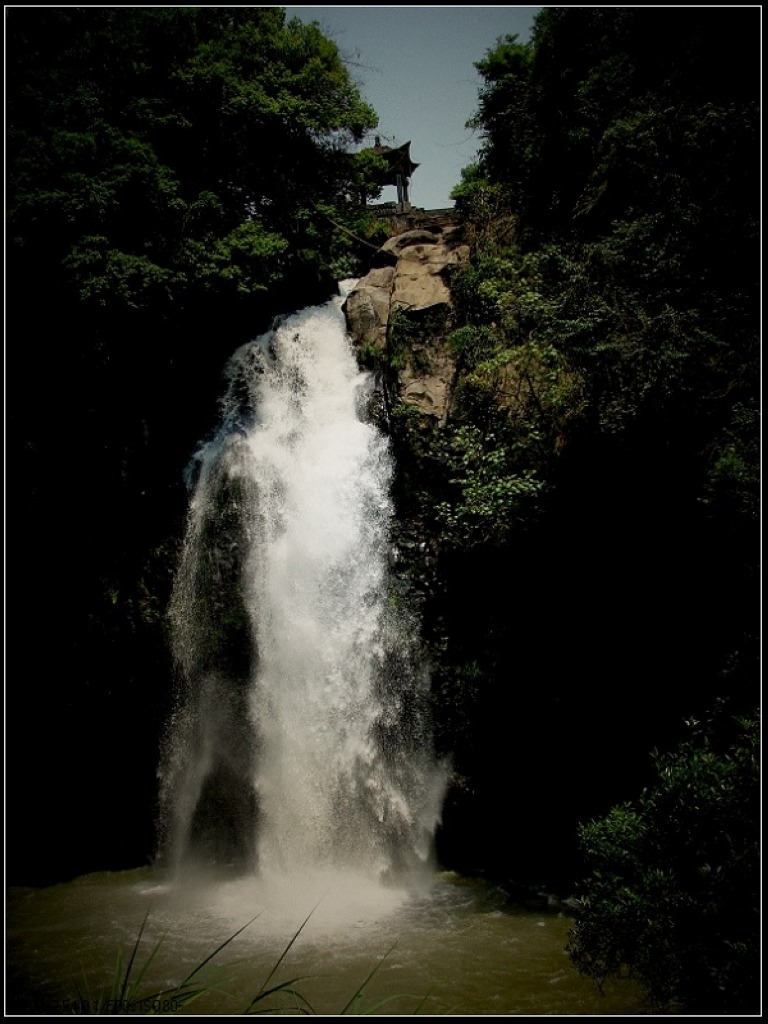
[286,6,541,209]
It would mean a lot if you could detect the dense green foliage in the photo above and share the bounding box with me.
[446,8,758,541]
[402,9,759,897]
[435,16,759,1004]
[568,706,759,1013]
[7,7,379,884]
[8,7,378,316]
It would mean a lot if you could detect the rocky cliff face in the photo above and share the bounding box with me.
[343,225,468,424]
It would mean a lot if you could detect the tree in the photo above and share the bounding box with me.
[469,33,533,214]
[428,7,759,890]
[567,706,759,1013]
[7,7,377,318]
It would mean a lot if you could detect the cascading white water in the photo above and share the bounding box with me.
[159,284,445,884]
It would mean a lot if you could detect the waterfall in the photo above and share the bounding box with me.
[158,284,445,884]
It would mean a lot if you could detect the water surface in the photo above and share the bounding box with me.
[8,868,646,1015]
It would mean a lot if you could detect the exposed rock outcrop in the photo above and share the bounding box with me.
[343,224,468,424]
[341,266,394,355]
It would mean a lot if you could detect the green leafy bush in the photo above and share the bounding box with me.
[434,426,544,547]
[567,705,759,1013]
